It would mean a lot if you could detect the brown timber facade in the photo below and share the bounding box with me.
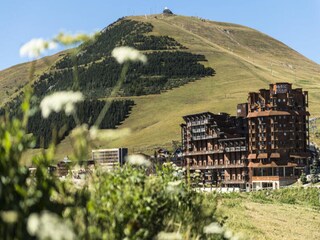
[247,82,310,189]
[180,82,310,190]
[181,112,249,189]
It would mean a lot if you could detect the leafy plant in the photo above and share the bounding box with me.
[300,172,307,184]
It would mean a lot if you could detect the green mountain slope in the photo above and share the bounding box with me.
[0,52,64,106]
[107,15,320,153]
[2,17,216,151]
[0,15,320,157]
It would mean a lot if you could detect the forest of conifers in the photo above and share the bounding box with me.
[1,19,215,148]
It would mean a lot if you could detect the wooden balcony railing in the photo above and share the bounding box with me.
[190,163,247,170]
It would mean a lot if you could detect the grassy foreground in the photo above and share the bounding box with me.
[215,187,320,240]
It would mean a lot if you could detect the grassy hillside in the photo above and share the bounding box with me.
[0,52,65,106]
[107,15,320,153]
[2,14,320,160]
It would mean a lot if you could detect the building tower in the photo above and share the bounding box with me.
[92,148,128,169]
[181,112,248,189]
[247,82,310,189]
[163,7,174,15]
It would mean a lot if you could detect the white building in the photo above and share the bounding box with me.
[92,148,128,169]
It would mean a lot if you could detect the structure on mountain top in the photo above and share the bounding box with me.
[180,82,310,190]
[163,7,174,15]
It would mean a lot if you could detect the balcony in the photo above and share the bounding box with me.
[184,149,223,156]
[223,180,246,184]
[189,120,209,126]
[225,146,247,152]
[192,128,206,133]
[191,134,218,141]
[190,163,246,170]
[184,145,247,155]
[226,163,247,168]
[252,176,298,181]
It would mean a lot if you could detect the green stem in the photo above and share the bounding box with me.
[72,111,81,126]
[187,158,190,189]
[22,61,36,128]
[94,62,129,128]
[71,50,79,91]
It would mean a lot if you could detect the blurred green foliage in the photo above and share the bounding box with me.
[0,95,224,239]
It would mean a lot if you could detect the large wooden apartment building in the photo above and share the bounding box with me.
[180,82,310,190]
[247,82,309,189]
[181,112,249,189]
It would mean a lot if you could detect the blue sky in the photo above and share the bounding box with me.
[0,0,319,70]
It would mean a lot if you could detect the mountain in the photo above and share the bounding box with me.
[0,52,64,106]
[1,14,320,160]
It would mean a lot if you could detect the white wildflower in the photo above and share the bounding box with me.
[27,213,40,235]
[0,211,18,223]
[203,222,224,235]
[89,127,131,141]
[168,180,182,187]
[156,231,182,240]
[224,229,233,239]
[89,126,99,140]
[27,211,75,240]
[112,46,147,64]
[231,235,240,240]
[167,180,182,193]
[54,32,92,46]
[172,171,179,177]
[20,38,57,58]
[71,124,89,137]
[126,154,151,167]
[40,91,84,118]
[173,169,185,179]
[163,162,173,167]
